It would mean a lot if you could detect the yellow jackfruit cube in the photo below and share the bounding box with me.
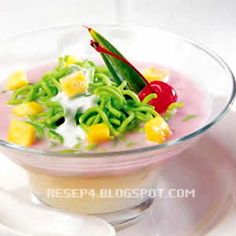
[12,102,43,117]
[87,123,110,144]
[64,55,78,66]
[142,67,168,82]
[6,70,29,90]
[8,120,36,147]
[60,71,88,97]
[144,116,172,144]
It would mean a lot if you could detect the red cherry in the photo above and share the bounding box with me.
[139,81,177,113]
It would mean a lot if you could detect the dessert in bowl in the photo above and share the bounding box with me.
[0,25,234,226]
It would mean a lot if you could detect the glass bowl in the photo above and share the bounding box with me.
[0,24,235,227]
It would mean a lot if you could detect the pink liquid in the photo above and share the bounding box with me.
[0,63,210,152]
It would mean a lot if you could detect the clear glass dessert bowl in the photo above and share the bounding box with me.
[0,24,235,227]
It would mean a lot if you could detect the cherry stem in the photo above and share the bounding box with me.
[90,40,149,85]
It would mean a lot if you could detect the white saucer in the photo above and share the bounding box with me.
[0,109,236,236]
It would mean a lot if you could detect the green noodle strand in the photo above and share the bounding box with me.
[118,112,135,134]
[142,93,157,104]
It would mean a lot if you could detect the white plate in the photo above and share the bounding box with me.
[0,109,236,236]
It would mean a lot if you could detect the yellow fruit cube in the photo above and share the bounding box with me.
[142,67,168,82]
[144,116,172,144]
[87,123,110,144]
[8,120,36,147]
[12,102,43,117]
[64,55,78,66]
[6,70,29,90]
[60,71,88,97]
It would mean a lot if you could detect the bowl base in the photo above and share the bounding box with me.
[30,192,154,229]
[98,197,154,229]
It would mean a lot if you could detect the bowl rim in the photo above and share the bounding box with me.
[0,23,235,158]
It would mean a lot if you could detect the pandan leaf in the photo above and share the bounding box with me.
[87,27,148,93]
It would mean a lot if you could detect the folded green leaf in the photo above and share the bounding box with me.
[88,28,147,93]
